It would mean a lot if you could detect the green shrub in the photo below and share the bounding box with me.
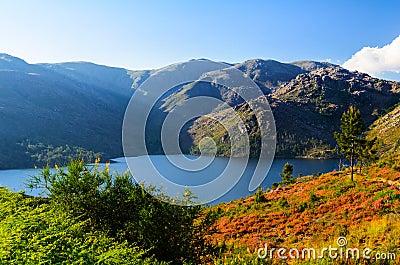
[28,159,217,264]
[0,188,161,265]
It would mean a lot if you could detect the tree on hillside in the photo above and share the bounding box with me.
[280,162,294,185]
[334,106,374,181]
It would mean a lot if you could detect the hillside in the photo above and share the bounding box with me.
[38,62,135,97]
[0,54,150,168]
[208,107,400,263]
[210,161,400,264]
[369,103,400,157]
[188,66,400,158]
[160,59,307,112]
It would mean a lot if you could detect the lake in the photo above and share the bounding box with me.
[0,155,340,204]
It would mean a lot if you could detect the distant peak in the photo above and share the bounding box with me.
[188,58,233,67]
[0,53,28,64]
[0,54,12,62]
[189,58,212,62]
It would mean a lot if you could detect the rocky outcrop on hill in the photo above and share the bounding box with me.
[188,66,400,158]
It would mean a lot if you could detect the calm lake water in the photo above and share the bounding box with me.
[0,155,340,204]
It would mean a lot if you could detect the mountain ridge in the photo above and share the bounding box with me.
[1,53,400,168]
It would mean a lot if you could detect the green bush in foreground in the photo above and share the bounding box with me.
[28,159,217,264]
[0,188,162,265]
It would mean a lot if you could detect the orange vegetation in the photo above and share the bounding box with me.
[210,160,400,264]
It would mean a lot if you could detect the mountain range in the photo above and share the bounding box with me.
[0,53,399,169]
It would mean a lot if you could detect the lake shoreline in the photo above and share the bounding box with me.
[0,155,340,204]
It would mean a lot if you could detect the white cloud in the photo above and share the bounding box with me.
[342,35,400,76]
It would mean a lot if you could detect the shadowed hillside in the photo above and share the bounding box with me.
[0,54,150,168]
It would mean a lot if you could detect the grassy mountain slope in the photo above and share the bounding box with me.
[210,163,400,264]
[210,109,400,264]
[0,54,141,168]
[369,103,400,157]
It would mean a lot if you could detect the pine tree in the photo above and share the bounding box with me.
[334,106,373,181]
[280,162,294,185]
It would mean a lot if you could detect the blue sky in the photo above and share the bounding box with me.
[1,0,399,79]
